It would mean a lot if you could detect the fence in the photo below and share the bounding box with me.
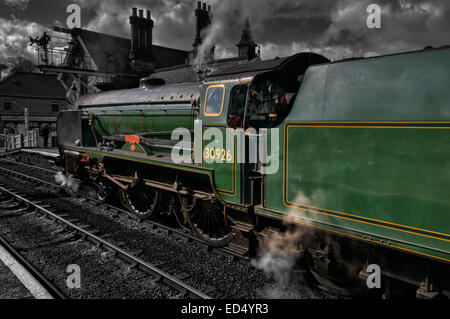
[1,129,39,152]
[0,134,5,151]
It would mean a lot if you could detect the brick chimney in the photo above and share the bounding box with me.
[129,7,155,75]
[192,1,211,57]
[237,18,257,61]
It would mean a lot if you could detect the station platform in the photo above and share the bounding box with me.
[0,242,53,299]
[0,258,34,299]
[0,148,59,159]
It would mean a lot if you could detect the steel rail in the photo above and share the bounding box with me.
[0,185,211,299]
[0,166,60,189]
[0,165,250,262]
[0,158,58,174]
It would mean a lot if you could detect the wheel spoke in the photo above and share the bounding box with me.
[184,201,233,246]
[120,186,161,220]
[198,207,208,234]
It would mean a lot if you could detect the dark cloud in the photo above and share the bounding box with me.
[318,0,450,58]
[2,0,30,10]
[0,15,45,64]
[190,0,450,61]
[1,0,450,65]
[72,0,197,49]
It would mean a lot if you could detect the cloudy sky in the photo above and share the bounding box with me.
[1,0,450,68]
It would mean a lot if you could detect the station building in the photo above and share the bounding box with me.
[0,0,259,149]
[0,72,68,147]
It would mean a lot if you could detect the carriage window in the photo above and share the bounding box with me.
[204,85,225,116]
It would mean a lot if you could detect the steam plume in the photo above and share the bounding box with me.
[252,190,326,298]
[55,172,80,193]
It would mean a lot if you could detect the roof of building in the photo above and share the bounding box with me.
[74,29,189,75]
[205,53,330,83]
[152,45,190,69]
[148,53,330,84]
[148,64,199,84]
[207,56,290,78]
[148,56,251,84]
[0,72,67,99]
[75,29,133,75]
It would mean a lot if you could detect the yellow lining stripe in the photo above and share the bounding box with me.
[65,146,232,202]
[256,210,450,263]
[283,201,450,243]
[289,126,450,129]
[283,122,450,241]
[204,85,226,117]
[202,125,237,196]
[284,121,450,124]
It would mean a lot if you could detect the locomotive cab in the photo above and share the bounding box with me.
[198,52,329,206]
[201,53,329,131]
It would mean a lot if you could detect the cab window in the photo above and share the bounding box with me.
[246,78,296,129]
[228,85,248,128]
[205,85,225,116]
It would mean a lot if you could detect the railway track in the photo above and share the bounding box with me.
[0,232,66,299]
[0,162,251,263]
[0,158,58,174]
[0,156,338,299]
[0,183,211,299]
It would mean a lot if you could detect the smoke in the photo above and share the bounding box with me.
[6,56,35,73]
[251,228,303,285]
[0,56,36,78]
[0,64,7,78]
[55,172,80,193]
[191,0,345,67]
[252,190,326,299]
[251,223,312,298]
[192,0,268,69]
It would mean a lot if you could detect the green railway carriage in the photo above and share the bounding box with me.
[57,48,450,297]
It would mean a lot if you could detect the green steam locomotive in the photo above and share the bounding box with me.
[57,48,449,298]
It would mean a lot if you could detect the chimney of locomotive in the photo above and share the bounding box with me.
[237,18,257,61]
[193,1,212,57]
